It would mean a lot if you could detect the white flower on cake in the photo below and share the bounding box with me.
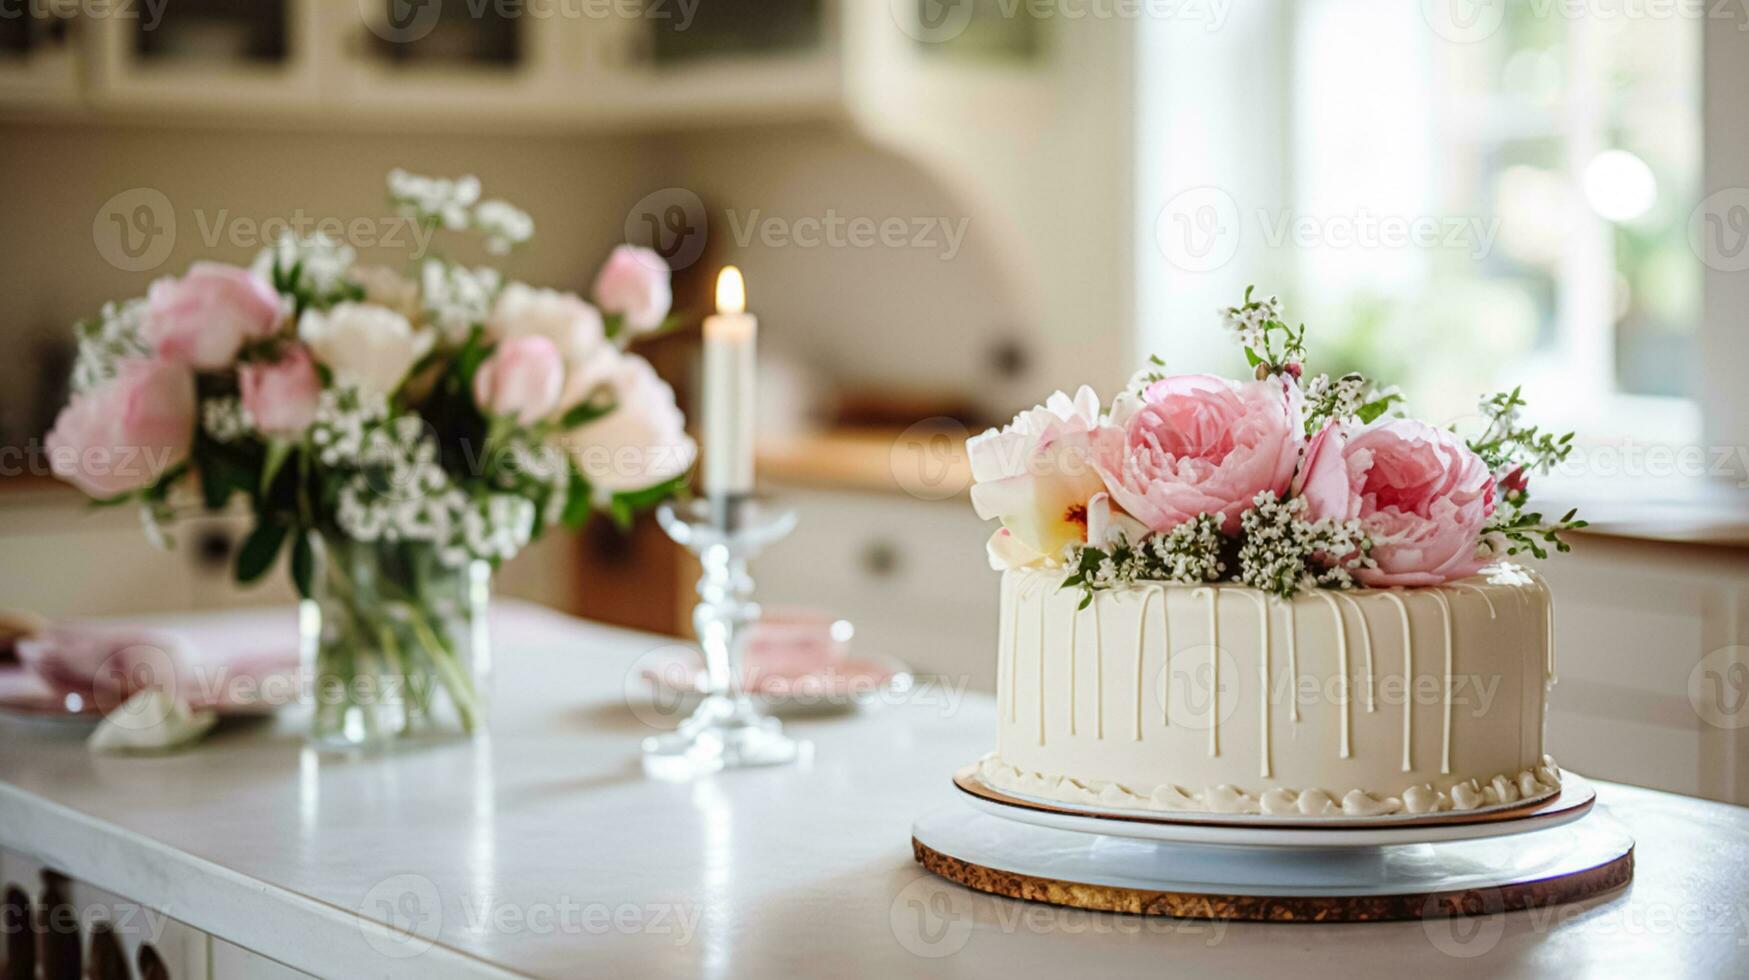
[968,385,1109,571]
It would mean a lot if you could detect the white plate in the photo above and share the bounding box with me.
[913,801,1634,897]
[955,769,1598,848]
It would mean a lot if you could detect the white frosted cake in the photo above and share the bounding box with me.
[966,290,1580,819]
[980,568,1560,817]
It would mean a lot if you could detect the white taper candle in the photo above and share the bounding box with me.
[703,266,756,497]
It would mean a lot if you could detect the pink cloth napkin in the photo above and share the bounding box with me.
[15,608,300,715]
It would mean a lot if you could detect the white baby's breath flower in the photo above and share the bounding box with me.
[1236,491,1374,597]
[202,397,255,444]
[421,261,501,341]
[388,169,481,231]
[252,232,356,300]
[1219,293,1281,353]
[71,299,149,392]
[311,387,390,467]
[473,199,534,255]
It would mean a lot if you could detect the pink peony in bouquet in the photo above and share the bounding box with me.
[44,170,694,745]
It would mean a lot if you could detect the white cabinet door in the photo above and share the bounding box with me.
[0,496,294,619]
[212,938,318,980]
[1540,536,1749,803]
[752,486,1002,691]
[0,848,211,980]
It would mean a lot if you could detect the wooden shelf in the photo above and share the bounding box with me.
[758,428,972,500]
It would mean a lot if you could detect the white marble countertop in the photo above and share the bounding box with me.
[2,602,1748,978]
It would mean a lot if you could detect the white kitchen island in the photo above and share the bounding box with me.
[2,602,1747,978]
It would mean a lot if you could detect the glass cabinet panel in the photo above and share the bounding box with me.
[360,0,522,70]
[648,0,823,65]
[0,8,73,64]
[134,0,290,66]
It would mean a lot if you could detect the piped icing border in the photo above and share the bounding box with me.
[976,753,1563,818]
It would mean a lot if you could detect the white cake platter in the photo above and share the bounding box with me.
[911,801,1634,921]
[954,766,1597,848]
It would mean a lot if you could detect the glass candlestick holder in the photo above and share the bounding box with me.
[644,496,807,778]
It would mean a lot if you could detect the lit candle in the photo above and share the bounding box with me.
[703,266,756,498]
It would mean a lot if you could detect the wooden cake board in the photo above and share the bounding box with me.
[912,774,1635,923]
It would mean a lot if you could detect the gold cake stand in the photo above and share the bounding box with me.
[912,766,1634,923]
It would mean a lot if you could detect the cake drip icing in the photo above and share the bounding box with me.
[976,754,1562,818]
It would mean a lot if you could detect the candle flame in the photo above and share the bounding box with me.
[716,266,746,315]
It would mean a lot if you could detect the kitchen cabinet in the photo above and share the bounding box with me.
[320,0,572,120]
[0,490,288,619]
[1540,534,1749,805]
[1,848,209,980]
[0,6,80,108]
[208,940,315,980]
[751,484,999,691]
[6,0,849,127]
[0,0,1068,135]
[0,486,576,620]
[85,0,325,113]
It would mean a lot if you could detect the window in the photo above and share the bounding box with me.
[1138,0,1703,442]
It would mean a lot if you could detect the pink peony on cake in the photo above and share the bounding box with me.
[966,290,1583,818]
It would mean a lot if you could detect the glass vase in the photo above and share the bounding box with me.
[301,534,491,750]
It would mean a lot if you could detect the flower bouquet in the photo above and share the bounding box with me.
[969,288,1586,599]
[45,171,696,747]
